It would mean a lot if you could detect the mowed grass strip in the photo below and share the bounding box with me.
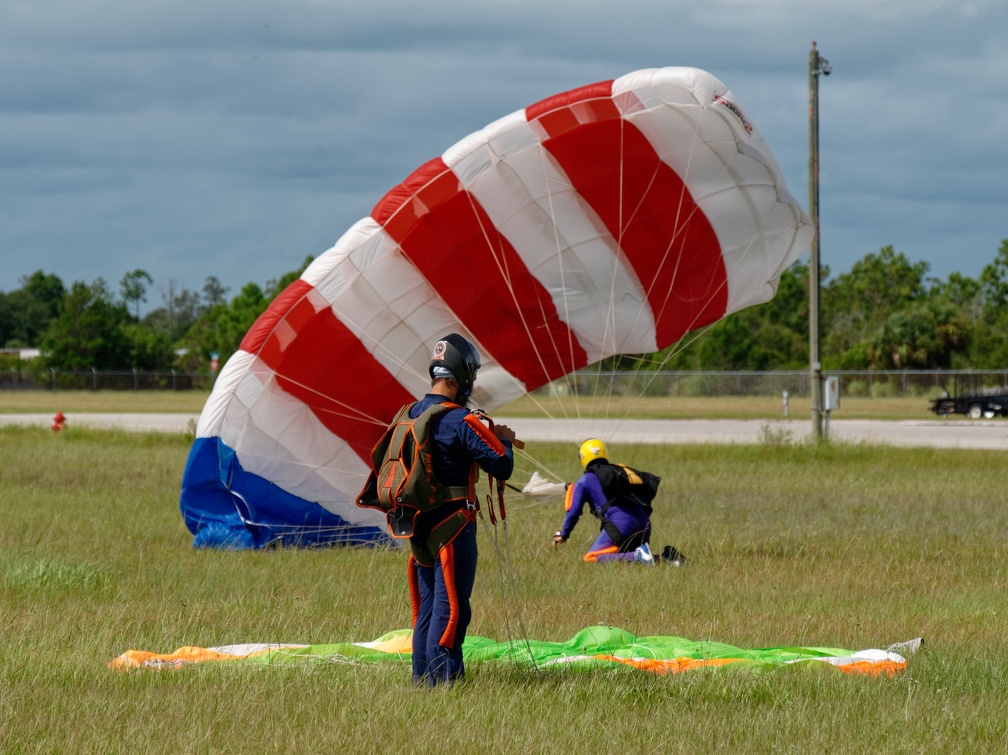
[2,388,941,420]
[1,426,1006,752]
[1,390,210,414]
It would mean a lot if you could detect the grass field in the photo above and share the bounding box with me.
[2,423,1006,752]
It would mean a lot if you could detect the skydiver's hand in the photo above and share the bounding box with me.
[553,531,566,549]
[495,424,516,443]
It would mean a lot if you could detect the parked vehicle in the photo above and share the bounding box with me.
[930,375,1008,419]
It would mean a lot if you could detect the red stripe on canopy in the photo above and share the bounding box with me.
[526,80,616,124]
[373,158,588,390]
[530,89,729,346]
[240,279,314,357]
[239,279,413,461]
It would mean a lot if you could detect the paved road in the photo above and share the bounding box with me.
[4,413,1007,450]
[503,416,1008,449]
[3,413,202,434]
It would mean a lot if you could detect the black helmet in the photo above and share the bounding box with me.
[429,333,481,402]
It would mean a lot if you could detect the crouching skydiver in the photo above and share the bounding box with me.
[552,439,684,565]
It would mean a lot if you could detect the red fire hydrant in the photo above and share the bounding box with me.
[51,411,66,433]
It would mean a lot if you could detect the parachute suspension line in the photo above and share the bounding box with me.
[465,187,560,383]
[596,112,631,422]
[474,481,538,671]
[639,89,804,386]
[534,140,586,423]
[461,185,569,415]
[219,340,426,486]
[509,521,612,655]
[250,290,429,431]
[641,104,753,340]
[222,363,411,487]
[466,417,565,498]
[613,109,741,421]
[231,520,387,542]
[367,208,559,464]
[491,480,532,668]
[580,112,676,430]
[497,509,536,667]
[580,112,630,426]
[221,482,384,542]
[482,514,541,671]
[321,300,446,395]
[698,152,783,311]
[258,364,397,431]
[507,450,566,501]
[470,405,539,667]
[608,115,706,420]
[328,315,435,385]
[218,446,365,481]
[221,364,410,483]
[601,113,629,421]
[473,488,618,673]
[614,121,675,422]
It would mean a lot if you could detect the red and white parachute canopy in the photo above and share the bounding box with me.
[181,67,814,548]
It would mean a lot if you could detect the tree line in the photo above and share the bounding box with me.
[0,256,311,374]
[657,239,1008,373]
[1,241,1007,375]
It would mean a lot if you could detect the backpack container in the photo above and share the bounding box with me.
[357,402,468,538]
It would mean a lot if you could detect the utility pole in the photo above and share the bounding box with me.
[809,41,830,441]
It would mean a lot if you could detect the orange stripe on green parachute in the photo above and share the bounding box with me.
[110,627,920,677]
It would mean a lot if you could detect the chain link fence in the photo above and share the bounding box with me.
[5,367,1006,398]
[535,369,1008,399]
[2,368,214,392]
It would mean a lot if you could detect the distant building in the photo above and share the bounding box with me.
[0,348,41,360]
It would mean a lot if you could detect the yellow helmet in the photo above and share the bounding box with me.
[578,438,608,468]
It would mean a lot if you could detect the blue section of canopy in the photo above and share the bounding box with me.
[180,436,390,549]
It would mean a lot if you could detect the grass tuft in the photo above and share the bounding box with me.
[4,557,111,595]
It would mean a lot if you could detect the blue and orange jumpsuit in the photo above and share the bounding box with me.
[407,394,513,686]
[558,460,651,562]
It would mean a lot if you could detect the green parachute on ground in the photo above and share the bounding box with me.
[111,625,919,678]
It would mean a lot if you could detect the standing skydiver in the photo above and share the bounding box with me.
[358,333,516,686]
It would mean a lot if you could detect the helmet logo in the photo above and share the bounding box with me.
[578,438,608,468]
[432,340,447,360]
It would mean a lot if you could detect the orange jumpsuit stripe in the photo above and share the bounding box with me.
[583,545,619,562]
[437,542,460,648]
[463,414,507,454]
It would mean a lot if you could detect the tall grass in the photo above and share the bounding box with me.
[1,426,1006,752]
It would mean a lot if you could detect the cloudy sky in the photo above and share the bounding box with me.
[2,0,1005,304]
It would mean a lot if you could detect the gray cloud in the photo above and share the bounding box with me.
[1,0,1005,298]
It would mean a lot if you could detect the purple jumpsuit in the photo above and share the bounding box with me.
[558,462,652,562]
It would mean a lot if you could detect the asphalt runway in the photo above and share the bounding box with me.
[4,413,1007,450]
